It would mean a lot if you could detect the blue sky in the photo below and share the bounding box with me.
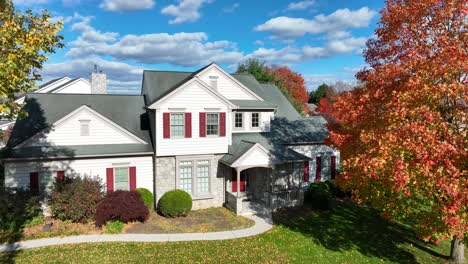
[14,0,385,94]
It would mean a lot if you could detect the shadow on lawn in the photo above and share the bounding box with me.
[273,202,448,264]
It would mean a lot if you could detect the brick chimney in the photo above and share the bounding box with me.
[90,64,107,94]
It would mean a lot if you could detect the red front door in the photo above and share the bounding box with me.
[232,170,246,192]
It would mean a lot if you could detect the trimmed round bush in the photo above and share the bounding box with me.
[304,182,332,210]
[136,188,154,211]
[158,190,192,218]
[49,176,104,223]
[95,190,149,227]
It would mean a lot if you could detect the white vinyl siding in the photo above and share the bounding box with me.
[154,81,230,156]
[4,156,154,193]
[22,107,145,147]
[114,167,130,191]
[170,113,185,137]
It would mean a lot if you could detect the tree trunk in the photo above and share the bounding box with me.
[450,236,465,264]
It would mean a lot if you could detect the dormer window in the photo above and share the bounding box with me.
[79,120,90,136]
[209,76,218,90]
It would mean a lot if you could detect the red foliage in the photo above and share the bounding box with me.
[95,190,149,227]
[324,0,467,242]
[268,65,309,114]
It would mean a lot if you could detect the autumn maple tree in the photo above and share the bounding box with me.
[320,0,467,262]
[237,59,309,114]
[0,0,63,118]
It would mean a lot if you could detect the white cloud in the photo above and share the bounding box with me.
[255,7,377,39]
[64,16,244,67]
[254,40,264,46]
[223,3,239,13]
[247,36,368,64]
[70,13,119,43]
[286,1,315,11]
[161,0,213,24]
[100,0,155,12]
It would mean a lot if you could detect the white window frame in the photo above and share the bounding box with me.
[170,113,185,138]
[206,112,219,137]
[79,120,90,136]
[234,112,244,129]
[113,166,130,191]
[176,156,214,199]
[251,112,260,128]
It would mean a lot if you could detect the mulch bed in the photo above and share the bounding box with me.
[125,207,255,234]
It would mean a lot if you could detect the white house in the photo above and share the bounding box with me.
[3,63,339,215]
[0,70,106,131]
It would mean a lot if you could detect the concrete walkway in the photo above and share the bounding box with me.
[0,214,273,253]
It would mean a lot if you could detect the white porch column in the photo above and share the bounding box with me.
[236,168,241,198]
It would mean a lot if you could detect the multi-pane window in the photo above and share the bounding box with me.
[79,120,90,136]
[234,112,243,128]
[206,113,219,136]
[170,113,185,137]
[251,113,260,128]
[179,161,193,194]
[197,160,210,194]
[114,167,129,191]
[39,172,54,194]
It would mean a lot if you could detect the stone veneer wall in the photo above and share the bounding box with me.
[154,155,225,210]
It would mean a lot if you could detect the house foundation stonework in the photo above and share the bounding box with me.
[155,155,225,210]
[3,63,338,216]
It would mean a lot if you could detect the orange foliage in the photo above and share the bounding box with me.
[322,0,467,242]
[268,66,309,114]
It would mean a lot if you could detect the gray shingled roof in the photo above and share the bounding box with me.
[141,71,301,120]
[8,94,153,155]
[231,75,302,120]
[230,100,276,109]
[220,132,312,166]
[5,144,153,161]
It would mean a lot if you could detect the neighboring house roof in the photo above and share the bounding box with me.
[8,93,153,155]
[46,78,78,93]
[308,103,318,113]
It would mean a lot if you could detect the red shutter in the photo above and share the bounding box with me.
[199,112,206,137]
[315,157,322,182]
[106,168,114,193]
[129,167,137,190]
[163,112,170,139]
[304,161,310,182]
[220,112,226,137]
[185,113,192,138]
[331,156,337,180]
[30,172,39,194]
[56,171,65,182]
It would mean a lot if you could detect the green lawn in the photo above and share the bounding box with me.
[1,202,460,264]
